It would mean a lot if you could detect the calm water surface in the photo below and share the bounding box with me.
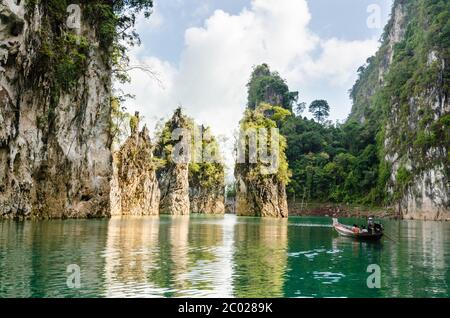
[0,215,449,298]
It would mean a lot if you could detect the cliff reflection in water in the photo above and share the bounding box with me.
[0,220,108,297]
[104,216,160,297]
[102,215,289,297]
[103,215,232,297]
[1,215,449,297]
[379,219,449,297]
[232,218,288,297]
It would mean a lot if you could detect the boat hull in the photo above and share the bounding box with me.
[333,221,383,241]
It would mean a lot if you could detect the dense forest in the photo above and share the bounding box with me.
[350,0,449,217]
[245,0,449,216]
[245,64,381,206]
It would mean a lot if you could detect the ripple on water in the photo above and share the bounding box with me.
[1,216,449,298]
[288,248,331,261]
[313,271,346,284]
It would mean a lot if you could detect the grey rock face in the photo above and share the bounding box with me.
[156,108,190,215]
[349,0,449,220]
[190,186,225,214]
[0,2,112,219]
[158,162,190,215]
[235,174,288,218]
[111,123,160,216]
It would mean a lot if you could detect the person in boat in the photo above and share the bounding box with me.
[367,217,374,234]
[352,224,360,234]
[367,217,383,234]
[373,222,383,233]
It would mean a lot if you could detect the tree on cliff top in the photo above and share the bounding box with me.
[155,108,225,191]
[309,100,330,123]
[25,0,154,87]
[235,103,291,184]
[154,107,194,165]
[247,64,299,112]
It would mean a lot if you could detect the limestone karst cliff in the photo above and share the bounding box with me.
[234,104,290,218]
[349,0,449,220]
[0,1,112,218]
[155,108,191,215]
[155,109,226,215]
[235,173,288,218]
[189,126,225,214]
[110,113,160,216]
[234,64,293,218]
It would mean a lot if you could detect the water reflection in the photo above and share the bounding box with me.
[0,222,34,297]
[104,216,160,297]
[0,216,449,298]
[379,220,449,297]
[0,220,108,297]
[232,218,288,297]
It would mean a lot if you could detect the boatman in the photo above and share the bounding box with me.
[367,217,375,234]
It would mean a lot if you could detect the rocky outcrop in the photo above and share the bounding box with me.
[349,0,408,123]
[0,1,112,219]
[234,105,290,218]
[349,0,449,220]
[190,187,225,214]
[110,114,160,216]
[235,65,292,218]
[158,162,190,215]
[225,197,236,214]
[189,126,225,214]
[156,108,190,215]
[383,2,449,220]
[235,175,288,218]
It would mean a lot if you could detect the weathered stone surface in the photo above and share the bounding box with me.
[399,168,450,221]
[190,186,225,214]
[156,108,190,215]
[235,175,288,218]
[0,2,112,219]
[158,162,190,215]
[110,118,160,216]
[225,197,236,214]
[234,105,290,218]
[349,0,449,220]
[382,3,449,221]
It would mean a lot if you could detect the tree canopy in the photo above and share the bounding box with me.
[309,100,330,123]
[247,64,299,112]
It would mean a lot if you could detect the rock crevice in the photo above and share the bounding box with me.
[111,114,160,216]
[0,1,112,219]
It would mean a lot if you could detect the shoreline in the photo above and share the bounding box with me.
[288,202,397,220]
[1,204,448,221]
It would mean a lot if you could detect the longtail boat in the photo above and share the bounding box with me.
[332,218,383,241]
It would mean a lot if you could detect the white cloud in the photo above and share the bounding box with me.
[300,38,379,86]
[119,0,381,174]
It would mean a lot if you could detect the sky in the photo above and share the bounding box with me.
[119,0,393,175]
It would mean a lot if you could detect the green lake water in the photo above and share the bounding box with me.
[0,215,449,298]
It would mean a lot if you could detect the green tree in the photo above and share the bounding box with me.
[294,102,306,117]
[309,100,330,123]
[247,64,298,111]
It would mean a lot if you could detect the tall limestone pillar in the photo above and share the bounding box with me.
[156,108,190,215]
[0,1,112,218]
[111,113,160,216]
